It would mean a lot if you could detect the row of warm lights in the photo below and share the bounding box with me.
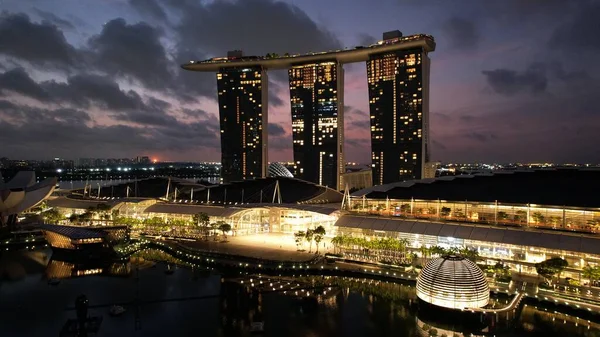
[127,243,592,313]
[121,240,600,315]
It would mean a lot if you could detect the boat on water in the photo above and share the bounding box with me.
[164,265,175,275]
[48,278,61,285]
[250,321,264,333]
[109,305,126,317]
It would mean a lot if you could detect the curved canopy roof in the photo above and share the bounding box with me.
[188,177,343,204]
[74,177,206,199]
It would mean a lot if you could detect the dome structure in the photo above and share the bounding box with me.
[268,163,293,178]
[416,255,489,309]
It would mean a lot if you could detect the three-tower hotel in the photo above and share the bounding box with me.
[182,30,435,189]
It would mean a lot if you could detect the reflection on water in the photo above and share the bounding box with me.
[1,249,600,337]
[45,259,130,279]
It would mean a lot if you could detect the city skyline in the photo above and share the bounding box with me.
[0,0,599,164]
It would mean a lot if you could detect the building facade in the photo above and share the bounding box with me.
[367,46,431,184]
[216,66,268,183]
[289,61,344,190]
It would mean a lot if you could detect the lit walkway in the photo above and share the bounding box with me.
[168,233,315,262]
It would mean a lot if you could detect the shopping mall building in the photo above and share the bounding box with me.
[46,170,600,279]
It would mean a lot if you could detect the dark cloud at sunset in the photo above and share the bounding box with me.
[0,0,599,163]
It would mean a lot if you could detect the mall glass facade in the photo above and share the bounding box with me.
[348,197,600,234]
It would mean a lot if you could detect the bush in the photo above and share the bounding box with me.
[497,275,512,283]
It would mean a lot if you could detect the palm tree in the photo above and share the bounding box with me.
[313,226,326,253]
[459,247,480,261]
[331,235,343,254]
[583,265,600,287]
[192,212,210,239]
[210,222,220,240]
[399,238,409,259]
[218,222,232,241]
[305,229,315,253]
[294,231,306,251]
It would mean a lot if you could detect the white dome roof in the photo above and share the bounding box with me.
[416,255,489,309]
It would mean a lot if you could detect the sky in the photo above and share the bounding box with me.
[0,0,599,164]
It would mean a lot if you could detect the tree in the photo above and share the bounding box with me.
[295,231,306,251]
[459,247,480,261]
[515,210,527,223]
[68,213,79,224]
[493,262,511,281]
[430,245,448,257]
[313,225,326,253]
[532,212,545,224]
[95,203,112,225]
[41,208,63,224]
[80,211,93,224]
[400,204,411,214]
[583,265,600,286]
[420,245,431,261]
[218,222,232,241]
[427,207,437,216]
[331,235,343,254]
[209,222,219,240]
[305,229,315,253]
[440,207,451,217]
[535,257,568,285]
[587,219,600,231]
[192,212,210,239]
[497,211,508,221]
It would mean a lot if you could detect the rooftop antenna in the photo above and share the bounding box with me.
[224,188,227,204]
[174,187,178,200]
[207,187,211,203]
[190,188,194,201]
[259,189,263,204]
[126,185,131,198]
[97,183,101,198]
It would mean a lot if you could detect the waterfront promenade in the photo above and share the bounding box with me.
[122,234,600,317]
